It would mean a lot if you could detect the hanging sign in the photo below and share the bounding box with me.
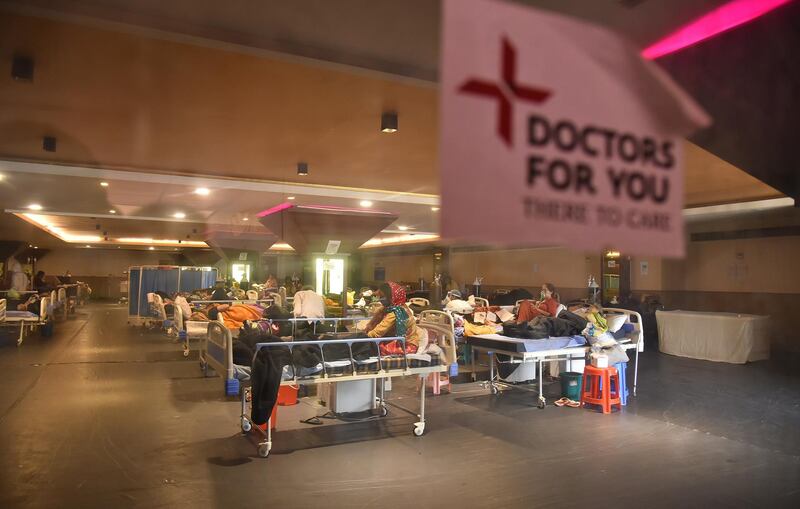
[440,0,710,257]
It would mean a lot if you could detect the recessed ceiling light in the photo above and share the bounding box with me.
[431,207,440,211]
[109,209,116,214]
[381,111,398,133]
[194,187,210,196]
[398,225,409,231]
[100,182,109,187]
[0,173,5,181]
[360,200,373,208]
[173,212,186,219]
[85,245,91,248]
[33,246,38,249]
[287,196,296,200]
[27,204,43,211]
[149,246,155,250]
[243,217,249,221]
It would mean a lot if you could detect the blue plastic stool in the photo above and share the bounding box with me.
[596,363,629,405]
[449,362,459,377]
[613,362,629,405]
[225,378,240,396]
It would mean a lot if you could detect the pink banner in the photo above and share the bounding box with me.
[440,0,710,257]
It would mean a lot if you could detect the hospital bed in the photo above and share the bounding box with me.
[466,307,644,407]
[175,299,275,357]
[199,316,366,385]
[0,296,51,346]
[238,334,448,458]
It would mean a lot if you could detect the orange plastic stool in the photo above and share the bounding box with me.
[580,365,622,414]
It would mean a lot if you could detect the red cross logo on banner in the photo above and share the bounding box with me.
[459,37,552,147]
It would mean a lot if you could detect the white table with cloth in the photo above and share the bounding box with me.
[656,310,770,364]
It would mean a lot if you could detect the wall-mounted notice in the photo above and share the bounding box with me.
[440,0,710,257]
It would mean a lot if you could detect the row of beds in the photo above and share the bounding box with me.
[0,285,84,345]
[153,294,643,459]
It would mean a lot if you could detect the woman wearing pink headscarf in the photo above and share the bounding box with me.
[365,282,421,355]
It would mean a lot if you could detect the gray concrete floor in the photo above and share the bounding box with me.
[1,304,798,508]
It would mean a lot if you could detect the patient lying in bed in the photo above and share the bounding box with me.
[191,303,266,329]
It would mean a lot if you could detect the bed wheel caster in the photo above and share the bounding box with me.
[183,349,189,357]
[241,418,252,433]
[537,398,546,409]
[413,422,425,437]
[257,443,271,458]
[379,405,388,417]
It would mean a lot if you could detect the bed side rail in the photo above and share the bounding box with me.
[604,307,644,352]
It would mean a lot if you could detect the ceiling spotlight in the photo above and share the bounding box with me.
[194,187,210,196]
[34,246,38,249]
[297,162,308,176]
[360,200,373,208]
[431,207,440,211]
[287,196,296,200]
[148,246,155,250]
[173,212,186,219]
[0,173,5,181]
[27,203,43,211]
[100,182,109,187]
[243,217,249,221]
[109,209,116,214]
[398,225,409,231]
[85,245,91,248]
[381,111,398,133]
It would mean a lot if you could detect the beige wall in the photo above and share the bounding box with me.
[630,256,663,292]
[361,253,432,283]
[663,236,800,294]
[37,248,170,277]
[449,247,594,290]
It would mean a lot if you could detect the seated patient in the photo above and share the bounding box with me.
[365,282,421,355]
[517,283,560,323]
[17,294,42,315]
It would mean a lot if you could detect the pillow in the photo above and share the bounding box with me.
[606,314,627,333]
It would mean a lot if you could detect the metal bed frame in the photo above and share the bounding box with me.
[468,307,644,407]
[239,335,446,458]
[174,298,274,356]
[199,316,366,386]
[0,296,51,346]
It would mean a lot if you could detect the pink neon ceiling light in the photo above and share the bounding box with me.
[641,0,793,59]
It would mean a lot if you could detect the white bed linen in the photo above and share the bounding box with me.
[656,310,770,364]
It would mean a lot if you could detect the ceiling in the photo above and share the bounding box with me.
[0,160,441,250]
[0,0,795,254]
[2,0,730,81]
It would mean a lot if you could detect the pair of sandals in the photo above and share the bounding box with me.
[554,397,581,408]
